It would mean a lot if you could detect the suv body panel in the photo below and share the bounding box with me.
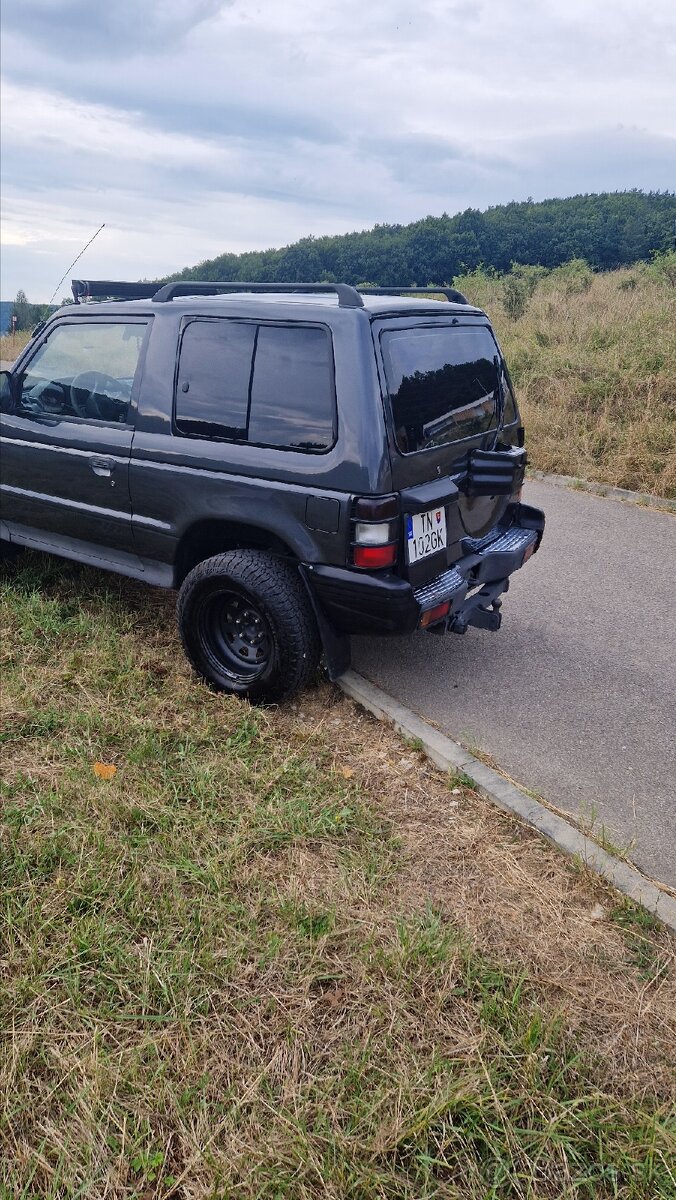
[126,302,391,579]
[0,287,544,676]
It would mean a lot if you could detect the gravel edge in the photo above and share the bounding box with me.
[526,469,676,512]
[338,670,676,933]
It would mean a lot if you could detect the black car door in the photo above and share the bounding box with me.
[0,316,150,565]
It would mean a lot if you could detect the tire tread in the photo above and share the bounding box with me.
[176,550,320,702]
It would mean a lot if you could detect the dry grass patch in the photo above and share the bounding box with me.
[457,264,676,498]
[0,330,32,362]
[1,552,675,1198]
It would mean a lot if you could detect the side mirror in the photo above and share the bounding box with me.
[0,369,17,414]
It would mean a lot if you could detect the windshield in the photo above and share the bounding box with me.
[382,324,510,454]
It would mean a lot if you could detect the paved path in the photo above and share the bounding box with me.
[353,480,676,888]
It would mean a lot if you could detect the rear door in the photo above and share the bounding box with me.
[0,317,150,563]
[373,315,522,586]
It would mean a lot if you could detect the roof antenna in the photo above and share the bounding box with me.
[48,222,106,306]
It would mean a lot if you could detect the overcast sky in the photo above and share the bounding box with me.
[1,0,675,300]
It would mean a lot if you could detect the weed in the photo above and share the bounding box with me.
[610,901,669,982]
[450,769,476,789]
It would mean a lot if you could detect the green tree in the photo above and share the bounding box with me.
[157,191,676,291]
[11,290,55,331]
[11,289,31,331]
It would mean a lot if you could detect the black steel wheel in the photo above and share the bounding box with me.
[177,550,321,703]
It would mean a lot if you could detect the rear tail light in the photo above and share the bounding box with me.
[353,543,398,569]
[351,494,400,569]
[354,520,396,545]
[354,495,399,520]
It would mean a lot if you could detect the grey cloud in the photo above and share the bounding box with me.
[2,26,341,148]
[2,0,675,299]
[358,133,513,190]
[505,127,676,200]
[2,0,228,58]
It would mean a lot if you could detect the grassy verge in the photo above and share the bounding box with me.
[1,553,675,1198]
[0,330,32,361]
[456,261,676,498]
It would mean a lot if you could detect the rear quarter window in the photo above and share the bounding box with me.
[248,325,335,451]
[175,320,255,438]
[174,319,335,451]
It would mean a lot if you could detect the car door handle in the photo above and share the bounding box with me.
[90,456,115,477]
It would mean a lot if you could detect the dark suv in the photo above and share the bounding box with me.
[0,279,544,702]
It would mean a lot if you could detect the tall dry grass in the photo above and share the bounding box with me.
[0,329,32,361]
[457,263,676,498]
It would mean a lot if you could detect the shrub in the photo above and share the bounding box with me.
[648,248,676,288]
[547,258,594,294]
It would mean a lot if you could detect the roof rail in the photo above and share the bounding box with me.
[71,279,468,308]
[72,280,158,303]
[357,285,469,304]
[151,281,365,307]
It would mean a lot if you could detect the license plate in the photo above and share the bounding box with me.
[406,506,447,563]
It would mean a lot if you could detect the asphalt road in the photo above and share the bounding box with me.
[353,480,676,888]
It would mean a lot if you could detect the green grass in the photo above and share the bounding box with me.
[610,902,666,982]
[1,553,675,1198]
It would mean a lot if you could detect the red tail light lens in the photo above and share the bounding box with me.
[351,494,400,569]
[353,543,398,569]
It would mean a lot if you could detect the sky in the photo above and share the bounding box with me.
[1,0,675,301]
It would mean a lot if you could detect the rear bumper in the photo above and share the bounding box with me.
[302,502,545,638]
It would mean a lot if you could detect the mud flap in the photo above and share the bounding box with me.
[298,566,351,681]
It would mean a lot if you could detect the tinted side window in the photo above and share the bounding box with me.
[175,320,255,438]
[13,322,147,424]
[248,326,335,451]
[175,320,335,451]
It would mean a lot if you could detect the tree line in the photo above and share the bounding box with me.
[8,291,57,333]
[169,190,675,288]
[10,191,675,326]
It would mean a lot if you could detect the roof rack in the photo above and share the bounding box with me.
[150,281,365,307]
[72,280,158,303]
[71,279,469,307]
[358,285,469,304]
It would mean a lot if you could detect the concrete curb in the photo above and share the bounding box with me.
[527,469,676,513]
[338,670,676,934]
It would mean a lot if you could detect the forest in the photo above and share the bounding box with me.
[8,190,675,329]
[169,190,676,287]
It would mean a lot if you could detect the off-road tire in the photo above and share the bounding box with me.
[177,550,321,703]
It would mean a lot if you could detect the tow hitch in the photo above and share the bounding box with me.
[449,595,503,634]
[428,580,509,636]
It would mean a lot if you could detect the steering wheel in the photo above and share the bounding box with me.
[70,371,131,420]
[24,378,68,416]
